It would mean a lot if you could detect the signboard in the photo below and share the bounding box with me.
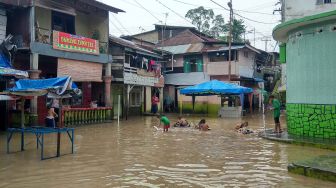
[53,31,99,55]
[124,72,161,87]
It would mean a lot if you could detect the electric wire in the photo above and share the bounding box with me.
[209,0,279,25]
[154,0,193,25]
[111,14,132,35]
[133,0,162,22]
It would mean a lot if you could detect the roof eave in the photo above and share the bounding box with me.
[273,9,336,42]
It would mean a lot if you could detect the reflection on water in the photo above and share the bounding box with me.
[0,113,335,188]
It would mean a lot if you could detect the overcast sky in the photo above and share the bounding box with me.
[99,0,281,52]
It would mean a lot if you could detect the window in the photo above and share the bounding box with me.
[317,0,331,4]
[52,11,75,34]
[190,59,197,72]
[130,91,141,107]
[244,51,249,58]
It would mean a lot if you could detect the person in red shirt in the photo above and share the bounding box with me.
[151,95,159,114]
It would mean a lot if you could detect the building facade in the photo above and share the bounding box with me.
[109,36,165,119]
[273,0,336,139]
[0,0,124,127]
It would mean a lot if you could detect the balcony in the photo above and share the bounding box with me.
[164,72,210,86]
[206,61,239,76]
[122,65,164,87]
[31,29,111,64]
[207,62,254,78]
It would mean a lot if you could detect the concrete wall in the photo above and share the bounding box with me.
[286,20,336,104]
[35,7,109,43]
[134,31,158,44]
[284,0,336,21]
[206,50,255,77]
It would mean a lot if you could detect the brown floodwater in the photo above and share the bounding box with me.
[0,112,335,188]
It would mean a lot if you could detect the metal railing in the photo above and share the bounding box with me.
[62,107,112,126]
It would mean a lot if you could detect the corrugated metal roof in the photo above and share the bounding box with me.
[159,43,204,54]
[110,35,162,58]
[159,45,191,54]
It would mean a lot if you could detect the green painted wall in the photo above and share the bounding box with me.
[179,102,221,117]
[287,104,336,139]
[286,20,336,104]
[284,19,336,139]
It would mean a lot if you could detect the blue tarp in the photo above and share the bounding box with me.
[0,53,11,68]
[7,76,78,97]
[180,80,253,96]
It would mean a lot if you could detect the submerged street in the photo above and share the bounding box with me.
[1,114,335,188]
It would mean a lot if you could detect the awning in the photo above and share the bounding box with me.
[0,67,28,78]
[5,76,80,97]
[0,94,18,101]
[180,80,253,96]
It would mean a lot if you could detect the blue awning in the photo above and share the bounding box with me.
[6,76,80,97]
[180,80,253,96]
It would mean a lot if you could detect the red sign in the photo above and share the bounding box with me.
[53,31,99,55]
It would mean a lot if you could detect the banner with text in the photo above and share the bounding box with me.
[53,31,99,55]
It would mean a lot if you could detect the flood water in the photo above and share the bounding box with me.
[0,113,335,188]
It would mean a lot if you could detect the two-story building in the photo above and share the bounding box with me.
[157,29,265,115]
[273,0,336,139]
[1,0,124,126]
[109,35,165,118]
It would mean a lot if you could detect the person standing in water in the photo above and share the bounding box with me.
[269,95,281,134]
[151,94,159,114]
[157,114,170,132]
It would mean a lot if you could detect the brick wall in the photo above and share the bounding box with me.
[287,104,336,139]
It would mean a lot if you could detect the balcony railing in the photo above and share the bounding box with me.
[35,27,108,54]
[61,107,112,126]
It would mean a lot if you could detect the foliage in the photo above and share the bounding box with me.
[223,19,246,43]
[185,6,246,42]
[185,6,214,35]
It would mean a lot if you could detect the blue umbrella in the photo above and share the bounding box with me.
[180,80,253,96]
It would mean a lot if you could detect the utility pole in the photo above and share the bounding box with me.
[228,0,233,81]
[253,28,256,47]
[261,38,271,51]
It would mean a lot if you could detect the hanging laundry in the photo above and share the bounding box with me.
[149,60,156,72]
[142,57,148,70]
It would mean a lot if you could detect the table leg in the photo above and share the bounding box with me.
[21,131,24,151]
[57,131,61,157]
[41,134,44,160]
[71,130,74,154]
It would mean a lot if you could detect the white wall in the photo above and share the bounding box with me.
[284,0,336,21]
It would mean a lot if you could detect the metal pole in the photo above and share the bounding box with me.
[253,28,256,47]
[57,98,62,157]
[228,0,233,81]
[117,95,120,126]
[20,98,25,128]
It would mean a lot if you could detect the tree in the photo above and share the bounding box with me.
[185,6,246,42]
[210,15,226,38]
[185,6,214,34]
[224,19,246,43]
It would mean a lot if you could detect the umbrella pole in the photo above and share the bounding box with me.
[20,98,25,128]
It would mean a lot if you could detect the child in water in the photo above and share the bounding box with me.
[174,116,190,127]
[198,119,210,131]
[157,114,170,132]
[45,106,58,128]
